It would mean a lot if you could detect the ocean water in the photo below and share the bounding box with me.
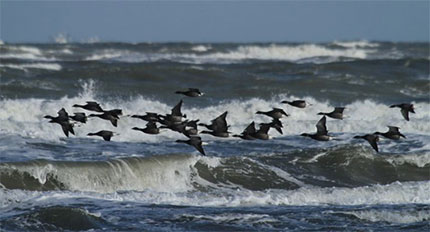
[0,41,429,231]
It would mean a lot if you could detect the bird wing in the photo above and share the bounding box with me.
[334,107,345,113]
[243,122,256,134]
[57,108,69,119]
[400,108,409,121]
[171,100,183,116]
[60,124,69,137]
[367,136,379,152]
[257,124,271,134]
[211,111,228,130]
[60,122,74,137]
[191,137,205,156]
[109,117,118,127]
[102,132,112,141]
[316,116,328,135]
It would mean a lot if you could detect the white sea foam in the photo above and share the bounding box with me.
[191,45,211,52]
[333,40,380,48]
[0,63,62,71]
[0,82,429,145]
[83,44,374,64]
[340,209,430,224]
[0,46,56,61]
[84,49,124,61]
[1,181,429,208]
[178,213,277,225]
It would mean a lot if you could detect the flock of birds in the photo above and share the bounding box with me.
[44,88,416,155]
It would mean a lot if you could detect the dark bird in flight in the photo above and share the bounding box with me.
[261,118,283,135]
[160,100,186,123]
[301,116,334,141]
[281,100,311,108]
[354,134,379,152]
[89,110,120,127]
[318,107,345,120]
[176,136,206,156]
[198,111,228,132]
[175,88,204,97]
[44,108,74,137]
[252,124,272,140]
[87,130,114,141]
[199,111,230,138]
[390,103,415,121]
[374,126,406,140]
[130,112,160,123]
[73,101,104,112]
[233,121,257,140]
[132,122,160,135]
[256,108,289,119]
[69,112,87,123]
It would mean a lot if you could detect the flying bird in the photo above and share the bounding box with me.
[175,88,204,97]
[354,134,380,152]
[318,107,345,120]
[390,103,415,121]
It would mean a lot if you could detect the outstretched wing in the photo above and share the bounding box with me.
[109,117,118,127]
[60,122,74,137]
[367,135,379,152]
[243,121,256,135]
[57,108,69,120]
[190,136,205,156]
[171,100,183,116]
[211,111,228,132]
[400,108,410,121]
[316,116,328,135]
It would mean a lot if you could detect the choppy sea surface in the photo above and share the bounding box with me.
[0,41,429,231]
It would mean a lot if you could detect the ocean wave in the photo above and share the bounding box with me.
[332,40,380,48]
[1,149,428,194]
[335,208,430,224]
[2,206,106,231]
[83,44,373,64]
[84,49,124,61]
[0,63,62,71]
[0,79,428,143]
[0,45,56,61]
[191,45,212,52]
[0,154,303,193]
[1,181,429,208]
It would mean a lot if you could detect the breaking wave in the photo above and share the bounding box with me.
[83,44,373,64]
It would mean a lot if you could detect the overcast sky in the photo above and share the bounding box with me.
[1,1,429,43]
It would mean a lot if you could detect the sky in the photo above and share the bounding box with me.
[0,1,429,43]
